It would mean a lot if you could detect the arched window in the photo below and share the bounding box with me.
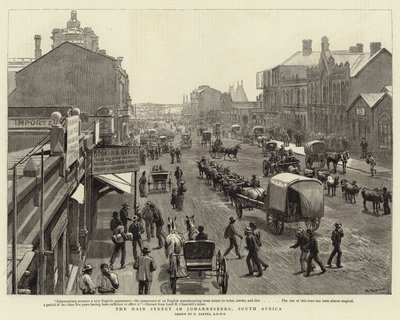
[297,89,300,106]
[378,115,392,149]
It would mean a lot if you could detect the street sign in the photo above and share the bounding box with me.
[66,115,80,167]
[92,146,139,175]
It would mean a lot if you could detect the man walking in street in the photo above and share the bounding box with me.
[249,222,268,271]
[142,201,155,241]
[290,227,313,273]
[176,181,187,211]
[223,217,243,259]
[110,214,127,270]
[151,203,166,249]
[170,146,175,164]
[128,215,145,262]
[244,227,263,277]
[382,187,392,215]
[304,229,326,276]
[97,263,119,294]
[133,247,157,295]
[360,137,368,158]
[79,264,96,294]
[327,222,344,268]
[175,166,183,187]
[120,203,132,233]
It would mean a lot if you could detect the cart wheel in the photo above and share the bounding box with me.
[216,250,222,285]
[222,271,229,294]
[220,257,228,294]
[266,211,284,234]
[305,218,321,232]
[235,201,243,218]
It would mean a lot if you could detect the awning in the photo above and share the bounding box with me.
[71,183,85,204]
[94,173,134,194]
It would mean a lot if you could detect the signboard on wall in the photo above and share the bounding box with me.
[8,118,53,129]
[92,146,139,175]
[356,107,365,116]
[66,115,80,167]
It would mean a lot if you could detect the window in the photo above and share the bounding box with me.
[378,115,391,149]
[302,89,306,105]
[297,90,300,106]
[290,90,294,104]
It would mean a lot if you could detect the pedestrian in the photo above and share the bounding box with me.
[223,217,243,259]
[133,247,157,295]
[327,222,344,268]
[151,203,166,249]
[176,180,187,211]
[79,264,96,294]
[128,215,145,262]
[290,227,315,273]
[195,225,208,240]
[244,227,263,277]
[171,188,178,209]
[360,137,368,158]
[249,222,268,270]
[120,203,132,233]
[366,153,377,177]
[139,171,148,198]
[174,166,183,187]
[175,147,182,163]
[341,150,349,174]
[304,229,326,276]
[140,147,146,165]
[110,217,127,270]
[97,263,119,294]
[142,201,155,241]
[249,174,260,188]
[170,147,175,164]
[382,187,392,215]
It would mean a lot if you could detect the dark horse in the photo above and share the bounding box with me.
[224,144,241,161]
[361,188,383,214]
[341,179,360,203]
[327,152,342,173]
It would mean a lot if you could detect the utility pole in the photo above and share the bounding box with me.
[12,165,17,294]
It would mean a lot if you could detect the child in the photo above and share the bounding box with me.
[171,188,178,209]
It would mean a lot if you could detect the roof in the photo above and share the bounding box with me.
[349,48,391,77]
[347,91,392,111]
[281,51,321,66]
[381,86,393,93]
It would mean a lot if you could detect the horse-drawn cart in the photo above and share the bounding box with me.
[201,131,212,147]
[148,170,171,193]
[180,133,192,149]
[304,140,327,169]
[234,173,324,234]
[209,138,225,159]
[169,240,229,294]
[262,156,301,177]
[263,140,278,157]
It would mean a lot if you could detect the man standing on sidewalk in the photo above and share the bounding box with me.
[142,201,155,241]
[327,222,344,268]
[120,203,132,233]
[244,227,263,277]
[382,187,392,215]
[129,215,145,262]
[360,137,368,158]
[151,203,166,249]
[223,217,243,259]
[304,229,326,277]
[97,263,119,294]
[133,247,157,295]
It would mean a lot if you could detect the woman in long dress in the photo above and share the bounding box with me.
[139,171,147,198]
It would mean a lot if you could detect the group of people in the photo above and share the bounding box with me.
[170,146,182,164]
[171,166,187,210]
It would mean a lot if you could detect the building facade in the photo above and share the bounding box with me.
[190,85,223,123]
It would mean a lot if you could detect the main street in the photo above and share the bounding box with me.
[87,133,392,295]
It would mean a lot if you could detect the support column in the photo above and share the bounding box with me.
[68,199,81,265]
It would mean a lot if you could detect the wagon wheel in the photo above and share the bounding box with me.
[304,217,321,232]
[216,250,222,285]
[220,257,229,294]
[262,160,269,177]
[266,211,284,235]
[235,200,243,218]
[169,255,178,294]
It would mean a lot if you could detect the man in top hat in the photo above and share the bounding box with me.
[244,227,263,277]
[327,222,344,268]
[304,229,326,276]
[129,215,145,261]
[134,247,157,295]
[79,264,96,294]
[223,217,243,259]
[120,203,132,233]
[249,174,261,188]
[142,201,155,241]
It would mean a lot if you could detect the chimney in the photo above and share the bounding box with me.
[34,35,42,59]
[302,39,312,56]
[321,36,329,52]
[116,57,123,68]
[99,49,106,55]
[356,43,364,53]
[370,42,381,56]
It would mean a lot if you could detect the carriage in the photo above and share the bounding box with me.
[252,126,265,146]
[180,133,192,149]
[169,240,229,294]
[231,124,242,139]
[262,156,301,177]
[160,135,169,153]
[263,140,278,157]
[213,122,222,138]
[209,138,225,159]
[234,173,323,234]
[201,130,212,147]
[147,169,171,193]
[304,140,327,169]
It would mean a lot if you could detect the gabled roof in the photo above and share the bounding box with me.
[349,48,391,77]
[17,41,116,74]
[281,51,321,66]
[347,91,392,111]
[380,85,392,93]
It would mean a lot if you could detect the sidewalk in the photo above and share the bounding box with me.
[274,141,392,174]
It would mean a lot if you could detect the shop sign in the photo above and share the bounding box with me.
[8,118,53,129]
[66,115,80,167]
[356,107,365,116]
[92,146,140,175]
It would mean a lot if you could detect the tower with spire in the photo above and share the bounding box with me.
[229,80,248,102]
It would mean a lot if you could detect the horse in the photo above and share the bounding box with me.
[340,179,360,203]
[224,144,241,161]
[316,169,331,190]
[361,188,383,214]
[185,215,199,240]
[165,217,185,273]
[327,176,340,196]
[326,152,342,173]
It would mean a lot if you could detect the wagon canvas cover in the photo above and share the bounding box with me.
[268,173,323,218]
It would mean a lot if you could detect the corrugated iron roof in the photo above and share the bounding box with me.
[360,93,385,108]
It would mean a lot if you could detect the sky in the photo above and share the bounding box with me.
[8,9,392,104]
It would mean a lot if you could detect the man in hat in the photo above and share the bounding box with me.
[151,203,166,249]
[244,227,263,277]
[133,247,157,295]
[366,153,377,177]
[120,203,132,233]
[129,215,145,261]
[175,166,183,187]
[176,180,187,211]
[223,217,243,259]
[249,175,261,188]
[110,222,127,270]
[327,222,344,268]
[97,263,119,294]
[195,225,208,240]
[360,137,368,158]
[79,264,96,294]
[290,227,314,273]
[170,146,175,164]
[249,222,268,270]
[304,229,326,276]
[142,202,155,241]
[382,187,392,215]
